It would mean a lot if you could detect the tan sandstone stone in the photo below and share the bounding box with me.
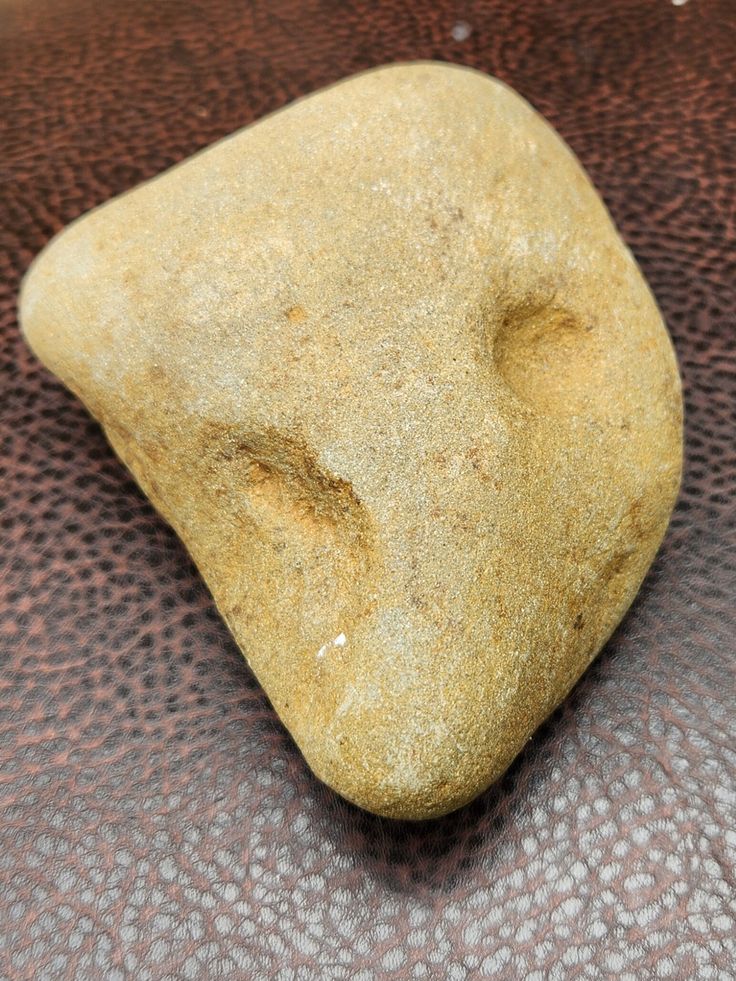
[19,63,683,819]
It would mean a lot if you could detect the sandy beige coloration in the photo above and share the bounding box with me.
[20,63,682,819]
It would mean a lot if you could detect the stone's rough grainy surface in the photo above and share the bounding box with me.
[19,62,682,820]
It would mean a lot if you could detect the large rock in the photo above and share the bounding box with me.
[19,63,682,819]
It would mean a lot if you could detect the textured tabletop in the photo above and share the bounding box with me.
[1,1,734,978]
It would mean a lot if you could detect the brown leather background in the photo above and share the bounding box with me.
[1,0,735,978]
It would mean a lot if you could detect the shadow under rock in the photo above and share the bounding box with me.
[303,723,552,896]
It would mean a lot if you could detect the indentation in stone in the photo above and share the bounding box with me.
[494,303,599,414]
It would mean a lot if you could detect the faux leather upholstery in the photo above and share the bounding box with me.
[1,1,734,978]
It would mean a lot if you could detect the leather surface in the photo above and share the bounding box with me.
[1,0,734,978]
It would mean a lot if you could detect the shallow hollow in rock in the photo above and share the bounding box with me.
[19,62,683,819]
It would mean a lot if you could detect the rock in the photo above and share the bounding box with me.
[19,62,682,819]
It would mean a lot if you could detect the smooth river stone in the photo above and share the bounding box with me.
[20,63,683,819]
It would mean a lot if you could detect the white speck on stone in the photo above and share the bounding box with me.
[671,0,688,5]
[451,21,472,41]
[316,632,348,658]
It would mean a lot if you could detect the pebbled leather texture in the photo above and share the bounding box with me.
[0,0,734,978]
